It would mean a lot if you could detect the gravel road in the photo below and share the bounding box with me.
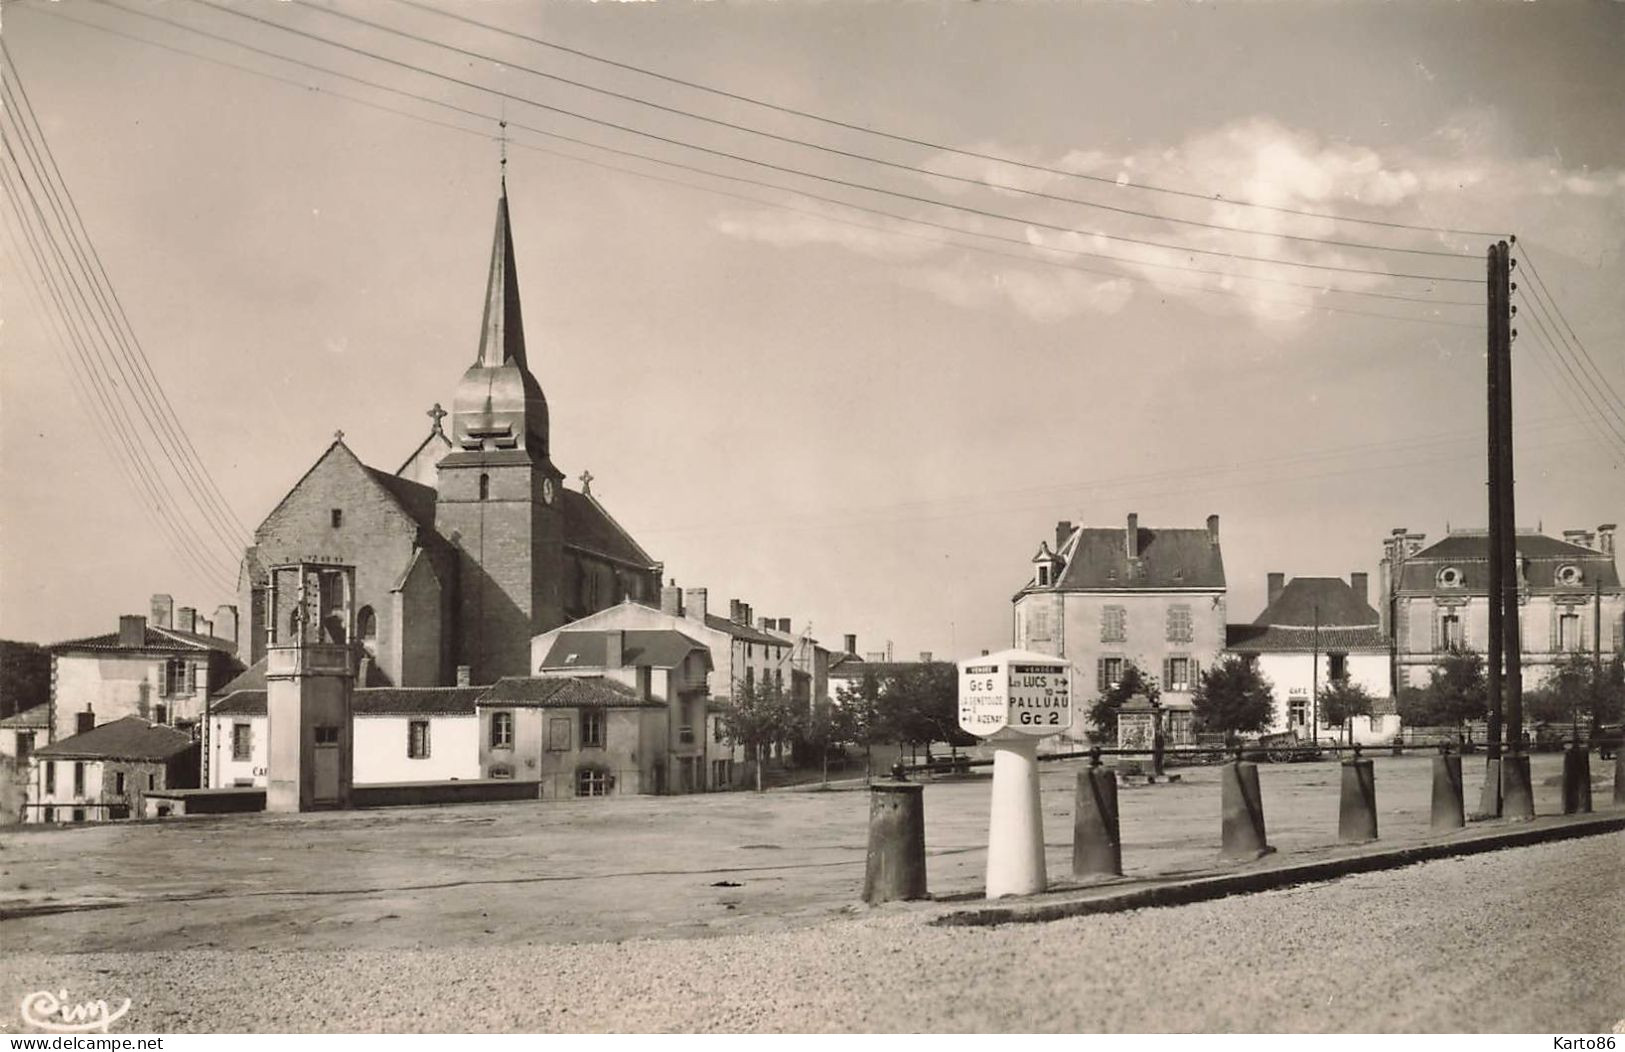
[4,832,1619,1033]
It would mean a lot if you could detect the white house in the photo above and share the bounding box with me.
[1226,574,1397,744]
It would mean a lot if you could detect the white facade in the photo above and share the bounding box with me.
[353,714,479,783]
[1254,651,1397,743]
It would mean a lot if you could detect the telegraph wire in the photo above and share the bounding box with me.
[298,0,1477,263]
[1512,289,1625,455]
[79,1,1484,313]
[0,66,252,557]
[386,0,1507,242]
[170,0,1480,287]
[1514,245,1625,426]
[0,163,241,592]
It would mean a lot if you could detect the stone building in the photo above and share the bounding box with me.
[24,716,198,824]
[1379,524,1624,691]
[1012,514,1227,744]
[236,188,662,689]
[1226,574,1396,743]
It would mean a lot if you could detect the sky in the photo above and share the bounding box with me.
[2,0,1622,660]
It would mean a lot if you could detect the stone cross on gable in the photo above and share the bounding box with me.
[427,403,447,433]
[579,470,593,495]
[333,429,345,443]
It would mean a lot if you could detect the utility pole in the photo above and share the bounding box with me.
[1311,604,1320,745]
[1594,580,1604,740]
[1485,242,1504,770]
[1494,237,1534,818]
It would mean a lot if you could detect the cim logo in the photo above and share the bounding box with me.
[19,989,131,1033]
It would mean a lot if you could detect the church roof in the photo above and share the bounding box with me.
[540,630,711,671]
[365,467,438,532]
[33,716,195,762]
[478,188,527,372]
[560,488,660,570]
[215,659,266,696]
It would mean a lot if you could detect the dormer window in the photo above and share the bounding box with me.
[1037,565,1052,587]
[1555,564,1583,587]
[1437,566,1463,588]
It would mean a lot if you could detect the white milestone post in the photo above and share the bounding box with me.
[959,650,1072,898]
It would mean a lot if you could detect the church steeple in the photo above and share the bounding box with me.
[476,189,527,370]
[447,187,551,458]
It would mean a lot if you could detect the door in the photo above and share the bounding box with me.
[313,742,340,803]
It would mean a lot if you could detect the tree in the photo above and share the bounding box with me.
[1192,656,1275,739]
[721,677,800,791]
[834,669,885,780]
[1318,679,1375,744]
[879,663,974,763]
[1398,647,1487,734]
[1087,661,1160,742]
[1529,651,1625,737]
[805,697,860,786]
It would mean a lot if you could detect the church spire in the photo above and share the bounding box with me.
[476,187,527,370]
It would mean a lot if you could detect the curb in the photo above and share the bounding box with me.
[933,811,1625,928]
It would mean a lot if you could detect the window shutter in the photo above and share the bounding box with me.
[1549,610,1559,653]
[187,662,197,694]
[1096,657,1106,691]
[1190,660,1200,689]
[1163,657,1173,692]
[1431,613,1440,653]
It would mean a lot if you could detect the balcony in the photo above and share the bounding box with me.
[265,645,354,678]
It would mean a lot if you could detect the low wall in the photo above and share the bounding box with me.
[351,779,541,809]
[145,787,266,816]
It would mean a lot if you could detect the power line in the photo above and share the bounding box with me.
[299,0,1477,264]
[176,0,1479,287]
[386,0,1507,242]
[1512,288,1625,454]
[1514,245,1625,425]
[1,58,251,555]
[83,0,1484,312]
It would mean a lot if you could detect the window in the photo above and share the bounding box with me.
[1165,656,1193,693]
[478,473,490,501]
[408,720,430,759]
[330,508,343,528]
[713,718,726,744]
[1036,565,1051,587]
[1027,608,1051,641]
[1098,656,1124,691]
[1439,611,1464,651]
[154,704,168,725]
[1289,697,1307,727]
[1328,653,1348,681]
[233,723,253,761]
[1101,605,1126,644]
[73,762,85,797]
[1438,566,1463,588]
[356,606,377,647]
[679,725,695,745]
[314,725,340,745]
[147,773,156,791]
[1555,564,1582,587]
[1368,716,1384,732]
[43,806,54,823]
[163,659,194,698]
[15,732,32,765]
[774,669,783,692]
[490,711,515,749]
[1559,613,1581,652]
[547,717,572,752]
[115,771,126,795]
[745,667,754,692]
[45,761,56,794]
[1166,604,1193,644]
[576,766,612,797]
[580,709,605,749]
[72,809,85,823]
[711,759,731,788]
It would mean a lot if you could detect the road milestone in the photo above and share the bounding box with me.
[958,650,1072,897]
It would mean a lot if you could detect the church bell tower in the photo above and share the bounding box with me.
[434,187,566,684]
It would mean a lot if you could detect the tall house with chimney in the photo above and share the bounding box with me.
[1013,513,1227,744]
[1379,523,1624,691]
[234,186,662,689]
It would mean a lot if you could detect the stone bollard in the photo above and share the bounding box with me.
[1430,745,1465,831]
[1502,751,1535,821]
[1220,757,1272,860]
[1475,755,1503,819]
[1072,755,1122,879]
[1338,745,1378,842]
[1561,744,1593,815]
[1616,746,1625,806]
[862,780,927,903]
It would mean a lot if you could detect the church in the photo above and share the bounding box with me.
[236,187,663,687]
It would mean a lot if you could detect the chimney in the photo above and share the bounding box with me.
[729,599,743,624]
[1126,513,1139,559]
[150,594,174,629]
[756,616,771,632]
[778,618,792,633]
[1599,524,1616,557]
[197,617,213,639]
[1267,573,1285,606]
[118,614,146,648]
[844,633,857,655]
[604,630,624,668]
[980,649,989,656]
[1055,520,1072,550]
[683,588,708,622]
[1207,514,1220,545]
[660,580,684,617]
[1563,529,1590,548]
[1405,532,1425,558]
[1350,572,1369,605]
[456,665,472,687]
[213,605,239,644]
[919,651,933,663]
[177,606,197,633]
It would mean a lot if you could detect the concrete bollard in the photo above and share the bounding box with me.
[862,781,927,903]
[1338,748,1378,842]
[985,735,1046,898]
[1220,758,1272,860]
[1072,759,1122,878]
[1561,745,1593,815]
[1616,747,1625,806]
[1430,747,1465,831]
[1501,752,1535,821]
[1475,756,1502,819]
